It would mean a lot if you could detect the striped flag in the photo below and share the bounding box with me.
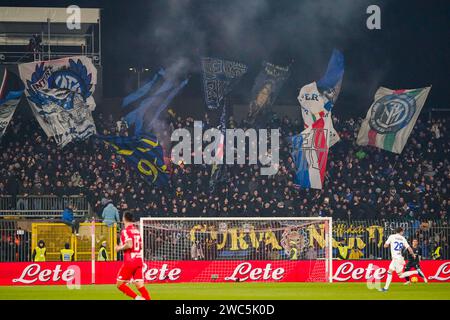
[357,86,431,154]
[290,116,331,189]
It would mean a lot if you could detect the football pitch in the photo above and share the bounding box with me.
[1,283,449,300]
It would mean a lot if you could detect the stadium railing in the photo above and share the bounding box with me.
[0,218,448,262]
[0,195,89,218]
[332,219,449,260]
[0,219,117,262]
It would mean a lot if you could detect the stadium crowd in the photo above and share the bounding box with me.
[0,107,448,223]
[0,106,449,261]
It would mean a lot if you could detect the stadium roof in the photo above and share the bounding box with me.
[0,7,100,24]
[0,6,101,64]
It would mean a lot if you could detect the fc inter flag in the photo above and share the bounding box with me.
[357,86,431,154]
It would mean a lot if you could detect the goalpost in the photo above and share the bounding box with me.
[140,217,333,283]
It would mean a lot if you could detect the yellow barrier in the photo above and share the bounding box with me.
[31,222,117,261]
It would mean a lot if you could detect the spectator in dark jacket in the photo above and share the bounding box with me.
[61,205,80,235]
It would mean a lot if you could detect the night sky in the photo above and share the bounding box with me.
[1,0,449,118]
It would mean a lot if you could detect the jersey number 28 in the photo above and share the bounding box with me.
[393,241,404,251]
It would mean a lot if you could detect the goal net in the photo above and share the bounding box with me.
[140,217,332,283]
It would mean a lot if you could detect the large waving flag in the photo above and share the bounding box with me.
[201,57,248,110]
[18,56,97,148]
[98,134,169,186]
[0,69,23,139]
[201,57,247,193]
[298,49,344,147]
[122,69,188,135]
[248,62,290,122]
[357,86,431,154]
[290,116,332,189]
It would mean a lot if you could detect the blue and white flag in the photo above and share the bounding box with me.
[122,69,188,135]
[18,56,97,148]
[298,49,344,147]
[201,57,248,110]
[0,69,23,139]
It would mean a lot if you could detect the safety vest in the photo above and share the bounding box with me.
[34,247,46,262]
[432,247,442,260]
[60,249,74,262]
[98,247,108,261]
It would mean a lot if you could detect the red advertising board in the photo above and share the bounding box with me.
[0,260,449,286]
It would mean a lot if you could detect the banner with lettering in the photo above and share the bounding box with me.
[201,57,248,110]
[1,260,449,285]
[298,49,344,147]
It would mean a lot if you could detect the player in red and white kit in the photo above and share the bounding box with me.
[115,211,151,300]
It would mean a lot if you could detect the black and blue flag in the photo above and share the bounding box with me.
[247,62,290,122]
[201,57,248,110]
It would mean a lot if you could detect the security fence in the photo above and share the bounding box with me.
[0,195,89,218]
[0,219,117,262]
[332,219,449,260]
[0,220,31,262]
[0,218,448,262]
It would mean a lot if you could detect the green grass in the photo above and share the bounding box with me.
[1,282,449,300]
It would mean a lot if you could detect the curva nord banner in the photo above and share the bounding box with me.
[0,260,449,285]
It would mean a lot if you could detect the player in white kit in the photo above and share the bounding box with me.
[379,227,419,292]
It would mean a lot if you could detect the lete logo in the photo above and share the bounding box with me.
[333,262,387,281]
[12,264,76,284]
[224,262,285,282]
[142,263,181,281]
[429,262,450,281]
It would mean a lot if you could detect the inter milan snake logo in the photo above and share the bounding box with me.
[369,93,416,134]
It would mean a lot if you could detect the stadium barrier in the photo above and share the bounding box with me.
[331,219,449,260]
[0,220,31,262]
[0,195,89,218]
[0,220,117,262]
[0,260,449,285]
[0,218,448,262]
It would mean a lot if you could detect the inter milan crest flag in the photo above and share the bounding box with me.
[18,56,97,148]
[201,57,248,110]
[0,68,23,139]
[357,86,431,154]
[248,62,290,121]
[98,134,169,186]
